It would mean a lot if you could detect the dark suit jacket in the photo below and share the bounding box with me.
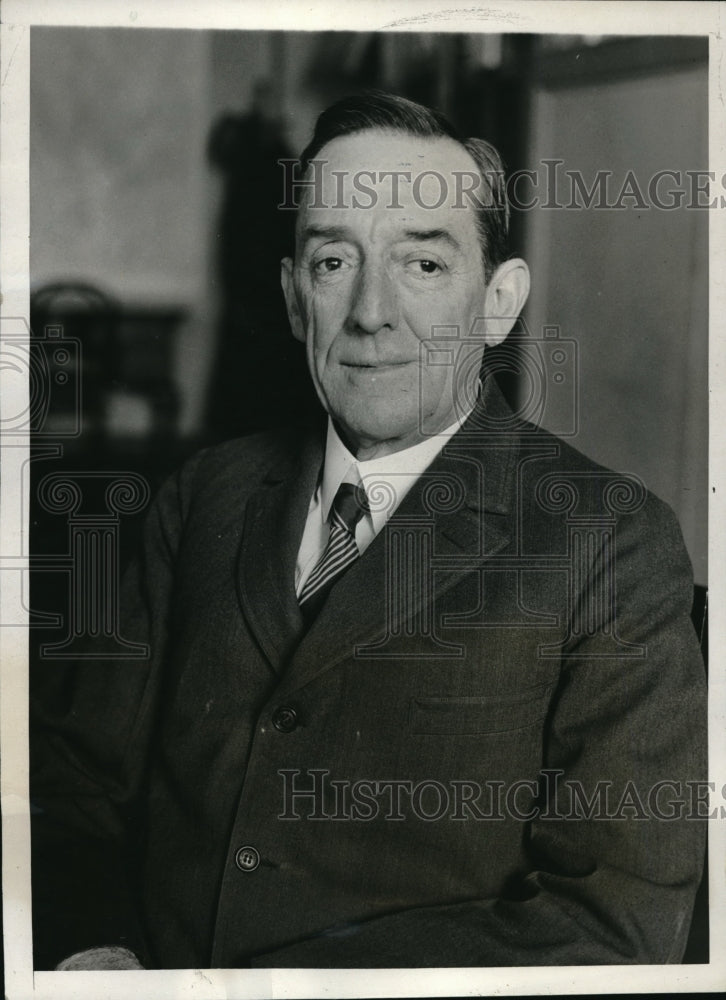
[31,380,706,969]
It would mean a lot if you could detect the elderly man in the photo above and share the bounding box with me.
[31,92,706,970]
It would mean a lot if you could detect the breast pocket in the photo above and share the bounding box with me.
[409,684,552,736]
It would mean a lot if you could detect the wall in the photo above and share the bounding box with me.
[524,60,708,583]
[30,26,214,433]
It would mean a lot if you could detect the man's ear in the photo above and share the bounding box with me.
[281,257,305,343]
[482,258,530,347]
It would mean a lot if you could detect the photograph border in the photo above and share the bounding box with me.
[2,2,724,997]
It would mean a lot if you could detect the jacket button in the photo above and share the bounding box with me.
[235,846,260,872]
[272,706,298,733]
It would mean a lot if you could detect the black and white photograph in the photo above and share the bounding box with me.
[0,2,723,998]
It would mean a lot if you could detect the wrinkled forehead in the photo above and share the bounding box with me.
[294,129,485,246]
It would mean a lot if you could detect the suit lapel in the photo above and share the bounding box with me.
[275,378,521,697]
[236,426,324,672]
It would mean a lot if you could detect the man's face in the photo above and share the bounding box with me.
[281,130,497,458]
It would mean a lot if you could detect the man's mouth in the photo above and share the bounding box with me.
[342,360,412,369]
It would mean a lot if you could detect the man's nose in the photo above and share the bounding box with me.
[347,261,399,334]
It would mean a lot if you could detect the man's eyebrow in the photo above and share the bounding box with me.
[298,224,353,244]
[400,228,462,251]
[298,226,464,250]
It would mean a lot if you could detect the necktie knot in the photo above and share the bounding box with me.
[331,481,368,535]
[298,481,368,619]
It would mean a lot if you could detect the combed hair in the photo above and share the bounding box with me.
[298,91,510,278]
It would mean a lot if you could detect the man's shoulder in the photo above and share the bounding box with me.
[520,420,614,475]
[170,423,320,502]
[511,419,683,540]
[198,425,310,475]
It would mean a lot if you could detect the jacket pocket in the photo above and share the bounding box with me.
[409,684,551,735]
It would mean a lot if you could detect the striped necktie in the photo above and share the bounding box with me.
[299,482,368,619]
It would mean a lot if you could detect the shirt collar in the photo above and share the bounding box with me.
[321,404,475,533]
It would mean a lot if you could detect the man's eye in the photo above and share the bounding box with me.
[313,257,347,275]
[411,259,443,276]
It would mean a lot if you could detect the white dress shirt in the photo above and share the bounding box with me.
[295,410,474,595]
